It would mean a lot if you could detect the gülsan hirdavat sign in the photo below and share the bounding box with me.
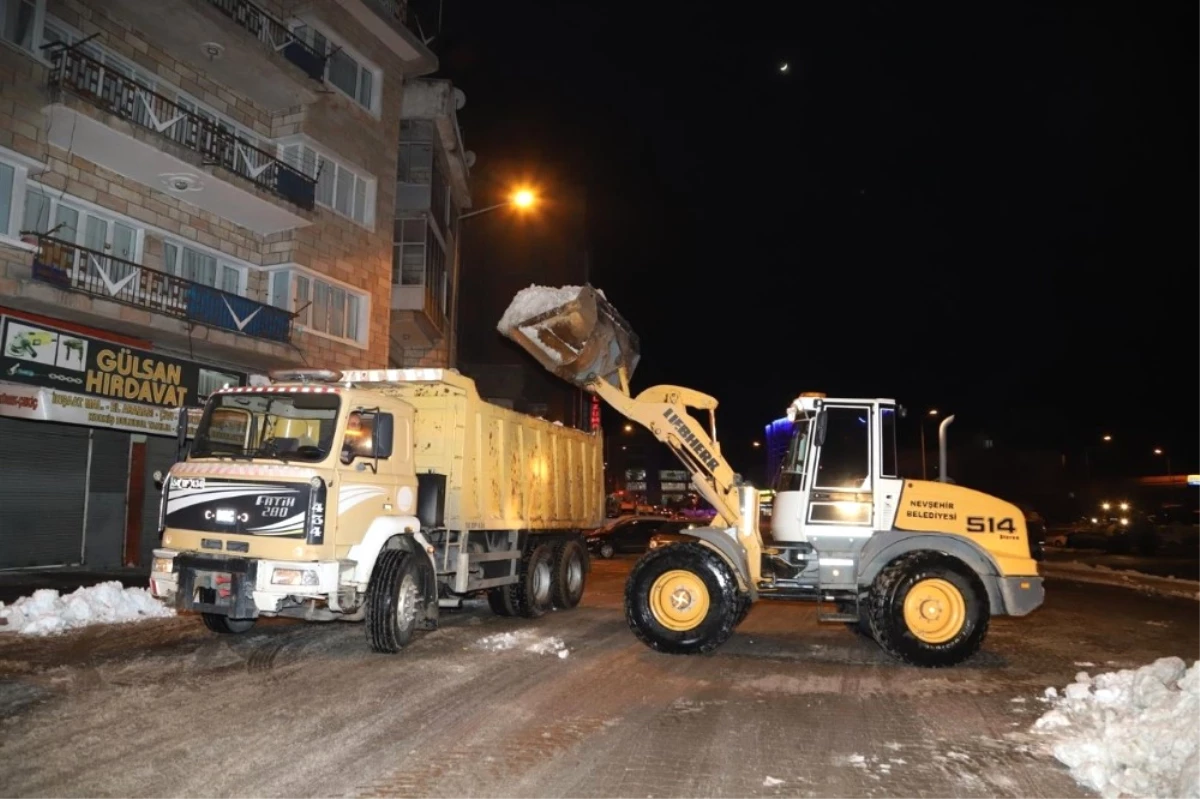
[0,314,242,409]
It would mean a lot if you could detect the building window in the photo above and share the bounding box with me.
[0,161,15,237]
[393,218,426,285]
[197,368,240,398]
[1,0,41,52]
[268,268,366,346]
[280,142,374,227]
[21,187,141,261]
[162,240,242,295]
[292,23,379,112]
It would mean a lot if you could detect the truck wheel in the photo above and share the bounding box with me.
[487,586,517,616]
[202,613,256,634]
[551,539,588,609]
[867,552,989,668]
[366,549,427,653]
[625,543,739,655]
[510,542,554,618]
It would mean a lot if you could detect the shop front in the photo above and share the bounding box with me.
[0,309,244,570]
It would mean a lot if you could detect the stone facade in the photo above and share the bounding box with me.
[0,0,434,373]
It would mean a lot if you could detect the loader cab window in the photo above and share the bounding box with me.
[775,417,812,492]
[880,405,898,478]
[813,406,871,490]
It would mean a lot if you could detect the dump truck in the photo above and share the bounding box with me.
[498,284,1044,667]
[149,367,602,653]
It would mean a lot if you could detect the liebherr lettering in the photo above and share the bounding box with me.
[662,409,720,471]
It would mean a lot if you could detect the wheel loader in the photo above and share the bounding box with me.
[498,284,1045,667]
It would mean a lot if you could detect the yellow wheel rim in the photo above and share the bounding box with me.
[902,578,966,644]
[649,570,710,632]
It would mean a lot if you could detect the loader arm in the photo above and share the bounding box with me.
[591,378,743,529]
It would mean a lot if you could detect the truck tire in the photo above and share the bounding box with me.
[366,549,427,653]
[867,551,989,668]
[510,542,555,618]
[487,586,518,617]
[202,613,256,634]
[625,543,739,655]
[551,539,588,609]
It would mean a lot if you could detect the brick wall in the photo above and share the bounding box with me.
[0,0,412,372]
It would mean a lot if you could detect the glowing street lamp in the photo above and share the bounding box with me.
[1101,434,1112,442]
[1153,447,1172,476]
[459,186,539,221]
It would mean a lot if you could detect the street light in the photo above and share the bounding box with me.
[449,186,540,367]
[1101,434,1113,442]
[920,408,938,480]
[1154,447,1172,476]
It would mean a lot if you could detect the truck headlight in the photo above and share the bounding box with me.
[152,556,176,574]
[271,568,319,586]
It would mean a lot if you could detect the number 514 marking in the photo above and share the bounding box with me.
[967,516,1016,533]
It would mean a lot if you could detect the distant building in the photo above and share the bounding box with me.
[0,0,433,569]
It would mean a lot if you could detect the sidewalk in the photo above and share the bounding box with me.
[0,566,148,605]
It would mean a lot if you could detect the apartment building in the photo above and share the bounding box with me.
[0,0,434,569]
[390,76,471,368]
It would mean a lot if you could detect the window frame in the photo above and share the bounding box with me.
[812,404,874,492]
[0,0,45,56]
[264,264,369,348]
[21,179,146,263]
[0,146,43,251]
[160,237,246,296]
[290,20,381,115]
[277,137,376,229]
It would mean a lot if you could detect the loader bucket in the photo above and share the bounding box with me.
[497,284,640,389]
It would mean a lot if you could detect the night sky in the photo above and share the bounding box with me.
[423,1,1196,472]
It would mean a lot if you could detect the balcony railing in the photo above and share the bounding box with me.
[47,45,317,211]
[26,236,293,344]
[203,0,328,82]
[365,0,407,23]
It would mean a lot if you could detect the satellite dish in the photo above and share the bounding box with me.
[453,88,466,110]
[464,151,476,168]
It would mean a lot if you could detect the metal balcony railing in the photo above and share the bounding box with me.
[203,0,328,82]
[47,45,317,211]
[364,0,407,23]
[27,236,293,344]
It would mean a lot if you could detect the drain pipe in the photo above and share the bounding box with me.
[938,414,956,483]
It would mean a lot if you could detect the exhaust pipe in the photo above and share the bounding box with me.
[938,414,955,483]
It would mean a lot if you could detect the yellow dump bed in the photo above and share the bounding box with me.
[342,368,603,532]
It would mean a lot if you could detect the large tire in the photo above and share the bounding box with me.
[202,613,256,634]
[509,542,555,619]
[487,586,518,616]
[366,549,427,653]
[625,543,739,655]
[867,552,989,668]
[551,538,588,609]
[837,598,871,637]
[733,594,752,627]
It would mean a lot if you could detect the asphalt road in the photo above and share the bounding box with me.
[0,558,1197,798]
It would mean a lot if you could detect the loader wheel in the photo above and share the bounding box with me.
[625,543,739,655]
[510,542,555,618]
[366,549,427,653]
[867,552,989,668]
[201,613,256,634]
[551,539,588,609]
[487,586,518,617]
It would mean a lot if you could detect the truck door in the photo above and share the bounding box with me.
[803,404,875,548]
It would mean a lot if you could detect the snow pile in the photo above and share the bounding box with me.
[0,581,174,635]
[497,285,586,333]
[475,629,569,658]
[1031,657,1200,798]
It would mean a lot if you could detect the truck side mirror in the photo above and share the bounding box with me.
[152,469,165,490]
[175,407,189,461]
[373,413,394,459]
[814,411,828,447]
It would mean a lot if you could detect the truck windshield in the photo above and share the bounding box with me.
[775,417,812,492]
[190,392,341,462]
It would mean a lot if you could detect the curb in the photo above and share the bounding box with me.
[1040,563,1200,601]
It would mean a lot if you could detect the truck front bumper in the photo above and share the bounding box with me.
[150,550,346,618]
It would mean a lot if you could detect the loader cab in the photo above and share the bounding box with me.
[770,395,903,546]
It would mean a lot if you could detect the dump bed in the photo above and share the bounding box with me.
[342,368,603,533]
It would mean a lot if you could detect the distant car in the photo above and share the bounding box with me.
[585,516,696,559]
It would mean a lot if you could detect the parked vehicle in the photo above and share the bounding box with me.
[149,367,603,653]
[587,515,695,558]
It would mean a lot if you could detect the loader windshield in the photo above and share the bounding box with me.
[775,418,812,492]
[191,392,341,462]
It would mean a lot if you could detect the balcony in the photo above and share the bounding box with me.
[45,45,315,234]
[28,237,293,345]
[390,248,447,348]
[99,0,321,111]
[333,0,437,74]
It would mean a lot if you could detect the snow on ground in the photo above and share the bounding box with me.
[474,629,569,658]
[1039,561,1200,601]
[0,581,174,635]
[1031,657,1199,798]
[496,285,586,333]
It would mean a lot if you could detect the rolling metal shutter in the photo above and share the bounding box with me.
[0,418,89,568]
[139,436,179,568]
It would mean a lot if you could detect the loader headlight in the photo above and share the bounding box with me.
[271,568,319,586]
[152,556,176,574]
